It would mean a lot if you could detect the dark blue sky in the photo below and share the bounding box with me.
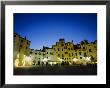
[14,13,97,50]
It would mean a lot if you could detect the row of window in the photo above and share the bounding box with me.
[14,35,29,45]
[19,45,28,49]
[82,46,96,49]
[75,52,87,57]
[58,53,74,57]
[62,58,71,60]
[30,49,92,56]
[34,57,72,60]
[30,52,53,55]
[20,40,29,45]
[54,47,73,51]
[56,43,71,46]
[34,57,88,60]
[46,52,53,55]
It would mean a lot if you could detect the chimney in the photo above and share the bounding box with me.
[59,38,65,42]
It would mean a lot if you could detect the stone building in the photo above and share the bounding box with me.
[30,46,56,66]
[52,39,75,64]
[30,49,45,65]
[14,33,31,67]
[14,33,97,67]
[29,38,97,66]
[74,40,97,62]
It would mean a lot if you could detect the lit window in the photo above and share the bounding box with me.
[65,52,68,54]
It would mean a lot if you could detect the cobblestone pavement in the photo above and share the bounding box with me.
[14,64,97,75]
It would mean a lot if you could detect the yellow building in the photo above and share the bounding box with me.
[14,33,31,67]
[74,40,97,62]
[14,33,97,67]
[52,39,75,64]
[29,38,97,66]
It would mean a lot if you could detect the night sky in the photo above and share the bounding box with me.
[14,13,97,50]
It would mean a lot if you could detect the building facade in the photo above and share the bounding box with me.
[52,39,75,64]
[74,40,97,62]
[29,38,97,66]
[14,33,31,67]
[14,33,97,67]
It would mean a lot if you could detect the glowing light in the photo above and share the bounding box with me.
[58,58,64,62]
[86,57,91,61]
[25,56,31,61]
[73,58,81,64]
[42,58,48,62]
[49,62,52,66]
[69,62,72,65]
[17,54,19,58]
[24,55,26,58]
[73,58,78,62]
[23,59,25,66]
[24,56,32,66]
[53,62,56,64]
[14,59,19,67]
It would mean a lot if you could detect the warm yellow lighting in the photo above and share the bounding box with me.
[30,61,32,65]
[17,54,19,58]
[24,55,26,58]
[73,58,78,62]
[53,62,56,65]
[25,56,31,61]
[14,59,19,67]
[73,58,82,64]
[24,56,32,66]
[42,58,48,62]
[23,59,25,66]
[58,58,63,62]
[69,62,72,65]
[86,57,91,61]
[49,62,52,66]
